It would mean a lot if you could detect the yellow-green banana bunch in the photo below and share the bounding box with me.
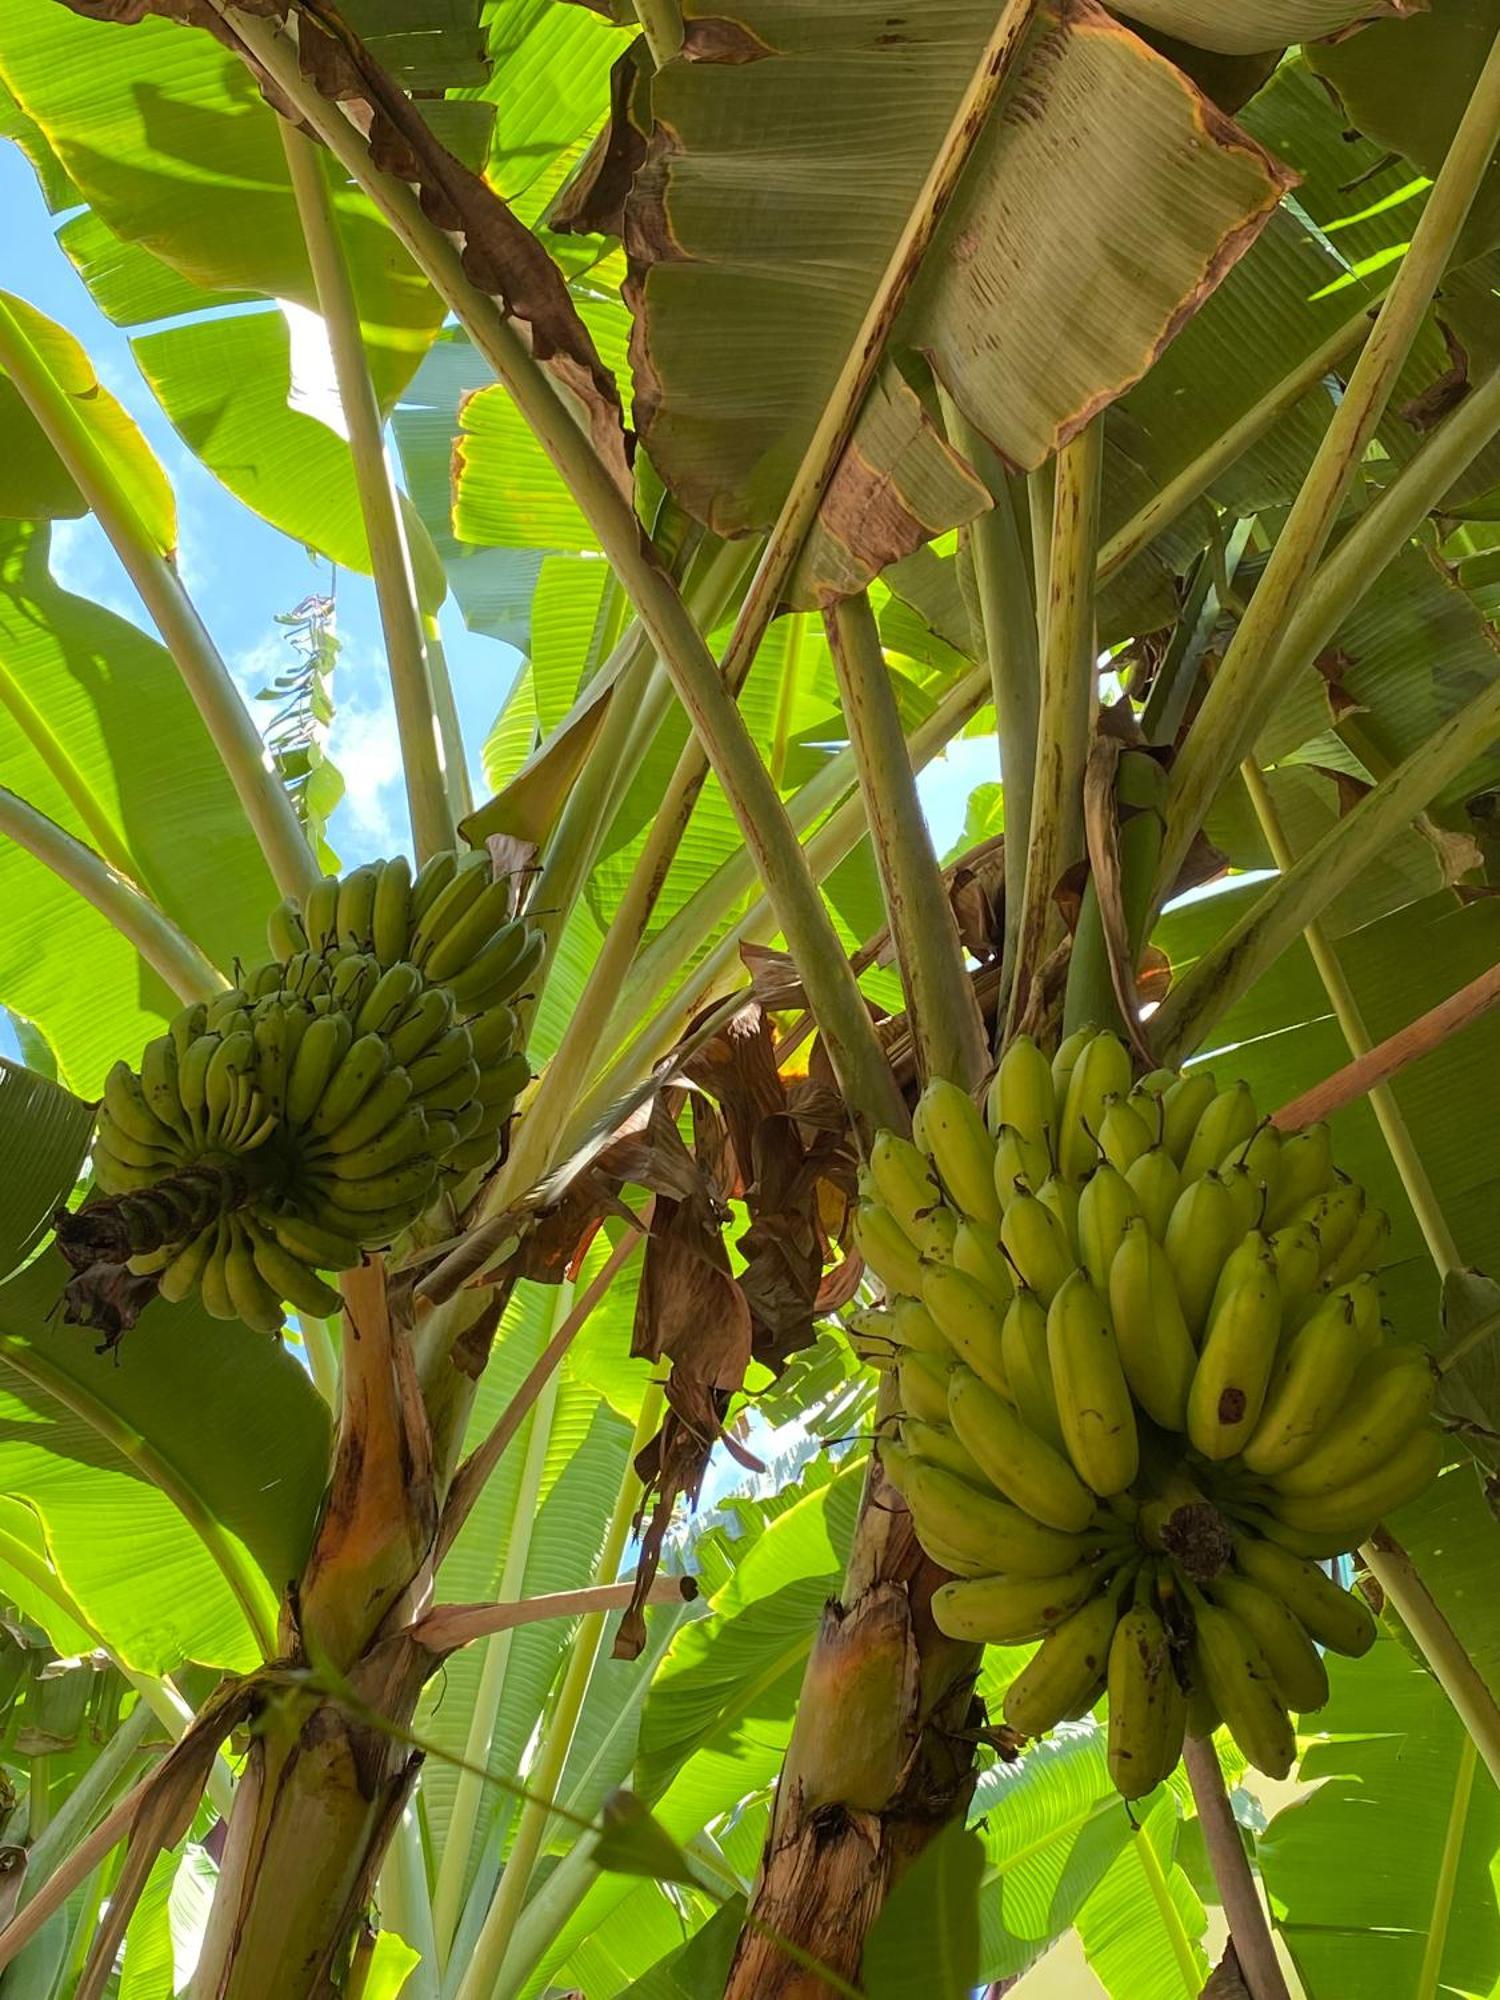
[78,851,537,1333]
[844,1027,1441,1797]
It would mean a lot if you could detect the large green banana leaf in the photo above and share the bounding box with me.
[0,521,277,1091]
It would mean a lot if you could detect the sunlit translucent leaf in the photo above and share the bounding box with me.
[0,1248,330,1671]
[1074,1789,1209,1999]
[1261,1637,1500,1996]
[864,1819,985,1999]
[0,522,278,1092]
[0,290,174,549]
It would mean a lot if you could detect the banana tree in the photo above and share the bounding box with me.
[0,0,1499,1995]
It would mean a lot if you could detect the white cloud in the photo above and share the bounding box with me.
[328,694,409,863]
[47,517,146,626]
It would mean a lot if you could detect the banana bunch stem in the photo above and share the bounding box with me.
[1183,1735,1291,2000]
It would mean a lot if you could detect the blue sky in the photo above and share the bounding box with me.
[2,137,994,1009]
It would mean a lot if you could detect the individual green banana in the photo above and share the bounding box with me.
[222,1220,288,1334]
[1058,1031,1133,1182]
[1323,1206,1390,1288]
[263,1210,363,1273]
[1231,1536,1377,1656]
[91,1142,159,1192]
[204,1031,255,1143]
[992,1124,1050,1208]
[204,987,250,1033]
[1050,1026,1095,1103]
[284,1012,355,1130]
[476,1051,529,1106]
[1125,1146,1180,1240]
[1228,1121,1282,1191]
[444,1128,507,1176]
[951,1222,1015,1310]
[370,855,414,967]
[1269,1423,1442,1540]
[888,1298,952,1356]
[325,1107,433,1180]
[409,848,459,924]
[1268,1221,1324,1322]
[405,1026,477,1097]
[947,1367,1095,1532]
[301,875,341,952]
[1269,1341,1436,1498]
[198,1218,236,1321]
[335,865,381,950]
[1000,1191,1074,1304]
[451,926,544,1009]
[987,1033,1055,1155]
[103,1060,179,1153]
[242,1217,345,1319]
[1242,1290,1367,1476]
[1076,1163,1142,1290]
[468,1001,520,1065]
[1181,1081,1258,1182]
[1107,1601,1176,1799]
[1035,1173,1079,1248]
[1187,1233,1281,1460]
[869,1133,950,1255]
[882,1446,1095,1576]
[897,1349,957,1427]
[1191,1595,1296,1780]
[845,1307,899,1369]
[1163,1170,1241,1335]
[1221,1163,1266,1237]
[267,897,309,960]
[356,962,425,1038]
[1208,1574,1328,1714]
[305,1034,390,1140]
[176,1033,218,1143]
[1296,1181,1366,1268]
[410,854,491,963]
[932,1559,1113,1645]
[416,1057,480,1115]
[917,1078,1003,1228]
[1003,1589,1121,1736]
[1108,1216,1196,1431]
[921,1266,1011,1393]
[900,1417,992,1489]
[1097,1095,1154,1174]
[422,882,520,985]
[1158,1068,1216,1163]
[1047,1271,1139,1496]
[139,1035,192,1143]
[853,1203,928,1298]
[308,1154,438,1218]
[302,1192,419,1246]
[157,1225,217,1305]
[388,987,456,1065]
[1003,1288,1066,1450]
[169,1003,208,1067]
[1264,1123,1334,1230]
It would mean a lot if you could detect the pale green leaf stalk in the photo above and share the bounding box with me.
[0,293,316,899]
[453,1385,664,2000]
[280,125,453,866]
[825,591,986,1088]
[430,1303,567,1967]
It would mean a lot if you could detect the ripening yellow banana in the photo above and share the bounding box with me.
[987,1034,1056,1155]
[1047,1271,1139,1497]
[946,1367,1095,1532]
[917,1078,1003,1229]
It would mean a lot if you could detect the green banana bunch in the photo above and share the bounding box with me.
[841,1026,1438,1800]
[70,849,540,1337]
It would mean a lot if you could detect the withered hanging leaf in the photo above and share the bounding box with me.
[291,0,631,491]
[553,39,652,240]
[1397,319,1471,436]
[948,834,1007,964]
